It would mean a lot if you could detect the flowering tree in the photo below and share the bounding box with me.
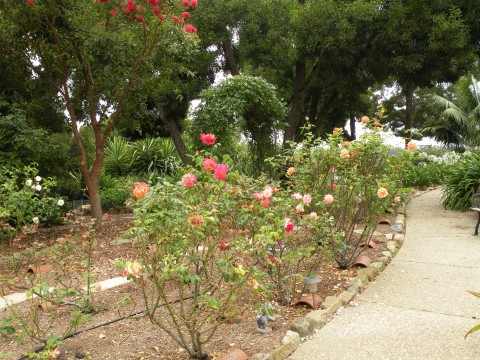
[0,0,198,224]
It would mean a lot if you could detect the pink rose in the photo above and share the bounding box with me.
[182,173,197,187]
[262,185,273,198]
[296,204,304,212]
[214,164,228,181]
[202,158,217,171]
[361,115,369,123]
[261,198,270,208]
[302,194,312,205]
[253,192,264,200]
[199,133,216,146]
[324,194,334,204]
[292,192,303,200]
[309,212,318,219]
[123,261,142,277]
[284,218,294,233]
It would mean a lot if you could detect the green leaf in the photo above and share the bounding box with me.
[465,323,480,339]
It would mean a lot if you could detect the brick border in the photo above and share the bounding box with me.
[251,208,406,360]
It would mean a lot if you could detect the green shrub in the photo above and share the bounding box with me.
[0,165,65,240]
[442,152,480,210]
[103,136,181,178]
[130,138,180,176]
[99,174,133,211]
[103,136,134,177]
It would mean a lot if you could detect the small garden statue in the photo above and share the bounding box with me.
[256,302,276,334]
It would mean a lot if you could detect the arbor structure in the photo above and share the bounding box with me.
[192,75,286,175]
[1,0,199,224]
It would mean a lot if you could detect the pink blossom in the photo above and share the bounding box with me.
[361,115,369,123]
[183,11,190,19]
[324,194,334,204]
[247,279,259,289]
[199,133,216,145]
[261,198,270,208]
[202,158,217,171]
[214,164,228,181]
[182,173,197,187]
[123,261,142,277]
[262,185,273,198]
[284,218,294,233]
[191,0,198,7]
[253,193,264,200]
[296,204,304,212]
[309,212,318,219]
[183,0,190,7]
[302,194,312,205]
[184,24,197,33]
[292,192,303,200]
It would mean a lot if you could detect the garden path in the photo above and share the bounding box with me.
[289,188,480,360]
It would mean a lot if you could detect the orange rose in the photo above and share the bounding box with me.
[407,142,417,151]
[132,182,149,199]
[377,187,389,199]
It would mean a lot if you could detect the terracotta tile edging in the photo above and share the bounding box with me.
[251,212,406,360]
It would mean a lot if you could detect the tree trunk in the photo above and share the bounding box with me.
[283,60,306,148]
[222,36,240,76]
[349,113,356,140]
[404,88,414,148]
[307,86,321,130]
[84,173,102,223]
[312,89,339,137]
[163,117,191,166]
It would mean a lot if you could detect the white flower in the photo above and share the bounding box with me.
[31,185,36,190]
[35,176,42,182]
[25,179,33,186]
[35,184,42,191]
[32,217,39,224]
[57,199,64,206]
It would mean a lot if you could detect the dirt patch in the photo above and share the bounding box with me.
[0,214,397,360]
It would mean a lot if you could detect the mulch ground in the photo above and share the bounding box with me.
[0,212,396,360]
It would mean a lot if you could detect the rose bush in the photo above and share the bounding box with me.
[0,165,65,242]
[128,140,268,359]
[270,107,399,269]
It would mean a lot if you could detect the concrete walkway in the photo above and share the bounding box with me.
[289,188,480,360]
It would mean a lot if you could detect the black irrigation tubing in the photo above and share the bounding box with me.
[17,294,194,360]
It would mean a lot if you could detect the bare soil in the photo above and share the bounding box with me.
[0,213,396,360]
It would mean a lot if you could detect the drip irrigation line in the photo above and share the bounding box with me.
[17,294,194,360]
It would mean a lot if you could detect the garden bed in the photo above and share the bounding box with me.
[0,213,395,360]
